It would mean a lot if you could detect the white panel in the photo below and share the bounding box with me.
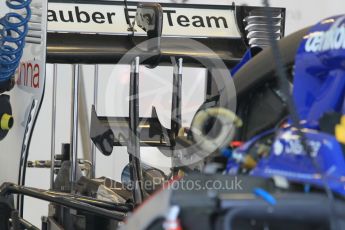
[47,2,240,38]
[0,0,48,227]
[0,0,48,184]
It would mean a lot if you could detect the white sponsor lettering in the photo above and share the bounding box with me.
[274,139,322,157]
[305,17,345,52]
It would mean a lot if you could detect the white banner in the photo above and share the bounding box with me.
[47,2,241,38]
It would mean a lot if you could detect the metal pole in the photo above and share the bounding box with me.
[70,65,80,190]
[91,65,99,179]
[171,58,183,137]
[128,57,144,204]
[171,58,183,171]
[50,64,57,189]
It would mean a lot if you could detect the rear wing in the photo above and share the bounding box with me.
[46,1,286,66]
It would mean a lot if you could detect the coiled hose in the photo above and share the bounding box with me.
[191,107,242,153]
[0,0,31,84]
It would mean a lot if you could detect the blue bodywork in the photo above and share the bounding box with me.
[227,15,345,195]
[231,47,262,76]
[251,128,345,195]
[294,15,345,124]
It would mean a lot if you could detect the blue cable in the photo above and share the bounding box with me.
[253,188,277,206]
[304,184,311,193]
[0,0,31,83]
[221,148,232,158]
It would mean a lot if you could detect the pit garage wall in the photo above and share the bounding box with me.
[1,0,345,227]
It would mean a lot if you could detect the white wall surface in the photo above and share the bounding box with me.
[1,0,345,227]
